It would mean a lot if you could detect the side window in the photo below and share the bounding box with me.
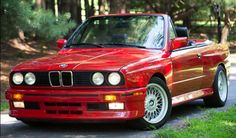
[169,20,176,40]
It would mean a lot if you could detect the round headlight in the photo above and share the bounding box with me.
[108,72,121,85]
[12,73,23,85]
[92,72,104,85]
[24,72,36,85]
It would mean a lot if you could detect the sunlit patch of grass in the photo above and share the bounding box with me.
[223,121,236,127]
[156,105,236,138]
[0,101,9,111]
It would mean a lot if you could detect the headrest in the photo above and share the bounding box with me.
[176,27,189,38]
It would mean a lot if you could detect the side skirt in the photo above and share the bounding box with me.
[172,88,213,107]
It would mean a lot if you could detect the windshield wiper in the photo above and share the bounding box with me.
[101,43,146,49]
[67,43,104,48]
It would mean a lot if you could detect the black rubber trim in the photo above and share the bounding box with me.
[121,93,133,96]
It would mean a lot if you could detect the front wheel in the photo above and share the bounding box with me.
[129,77,172,130]
[204,66,228,107]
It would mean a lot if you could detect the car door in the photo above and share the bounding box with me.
[168,21,203,96]
[170,47,203,96]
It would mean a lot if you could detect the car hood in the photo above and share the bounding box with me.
[13,48,162,71]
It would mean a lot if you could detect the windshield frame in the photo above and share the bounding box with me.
[65,15,166,50]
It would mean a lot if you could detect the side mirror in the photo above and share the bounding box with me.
[56,39,67,49]
[170,37,188,51]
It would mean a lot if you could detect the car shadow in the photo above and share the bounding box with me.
[1,100,211,138]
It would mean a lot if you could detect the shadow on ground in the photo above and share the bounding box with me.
[0,100,212,138]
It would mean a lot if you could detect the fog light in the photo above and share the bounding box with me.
[104,94,117,102]
[108,102,124,110]
[13,93,24,101]
[13,101,25,108]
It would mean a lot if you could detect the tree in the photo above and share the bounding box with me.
[98,0,106,14]
[84,0,95,18]
[0,0,30,41]
[216,0,236,43]
[70,0,82,24]
[0,0,76,41]
[109,0,127,13]
[35,0,46,9]
[45,0,55,14]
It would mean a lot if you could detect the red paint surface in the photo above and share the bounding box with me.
[6,14,230,121]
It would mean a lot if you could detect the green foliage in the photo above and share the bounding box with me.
[0,101,9,111]
[156,105,236,138]
[25,9,76,41]
[0,0,30,40]
[228,27,236,41]
[0,0,76,41]
[213,0,236,8]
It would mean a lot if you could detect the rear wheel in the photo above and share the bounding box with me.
[129,77,172,130]
[204,66,228,107]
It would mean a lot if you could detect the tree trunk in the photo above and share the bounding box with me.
[109,0,127,14]
[221,9,231,43]
[45,0,55,13]
[70,0,82,24]
[76,0,82,24]
[58,0,70,14]
[85,0,90,18]
[90,0,95,16]
[98,0,106,14]
[35,0,46,9]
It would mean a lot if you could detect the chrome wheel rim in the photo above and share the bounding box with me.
[218,70,227,102]
[144,83,168,124]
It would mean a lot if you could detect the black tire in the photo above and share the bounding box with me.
[204,66,228,107]
[128,77,172,130]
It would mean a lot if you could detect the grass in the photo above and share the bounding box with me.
[156,105,236,138]
[0,101,9,111]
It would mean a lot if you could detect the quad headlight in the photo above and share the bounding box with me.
[12,73,24,85]
[108,72,121,85]
[11,71,123,86]
[12,72,36,85]
[92,72,104,85]
[24,72,36,85]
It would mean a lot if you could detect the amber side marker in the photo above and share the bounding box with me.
[13,93,24,101]
[133,92,144,96]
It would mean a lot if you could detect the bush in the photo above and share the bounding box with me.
[0,0,76,42]
[0,0,30,41]
[25,9,76,41]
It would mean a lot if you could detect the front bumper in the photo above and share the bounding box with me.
[5,87,146,120]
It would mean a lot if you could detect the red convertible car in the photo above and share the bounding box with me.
[6,14,230,129]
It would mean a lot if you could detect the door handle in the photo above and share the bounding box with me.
[197,53,202,58]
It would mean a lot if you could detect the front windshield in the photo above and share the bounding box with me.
[67,15,164,49]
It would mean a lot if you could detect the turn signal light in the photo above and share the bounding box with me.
[104,94,117,102]
[13,93,24,101]
[133,92,144,96]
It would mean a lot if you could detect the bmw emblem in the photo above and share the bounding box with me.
[59,64,68,68]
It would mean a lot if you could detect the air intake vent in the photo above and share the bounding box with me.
[49,71,73,87]
[49,71,60,86]
[61,71,73,86]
